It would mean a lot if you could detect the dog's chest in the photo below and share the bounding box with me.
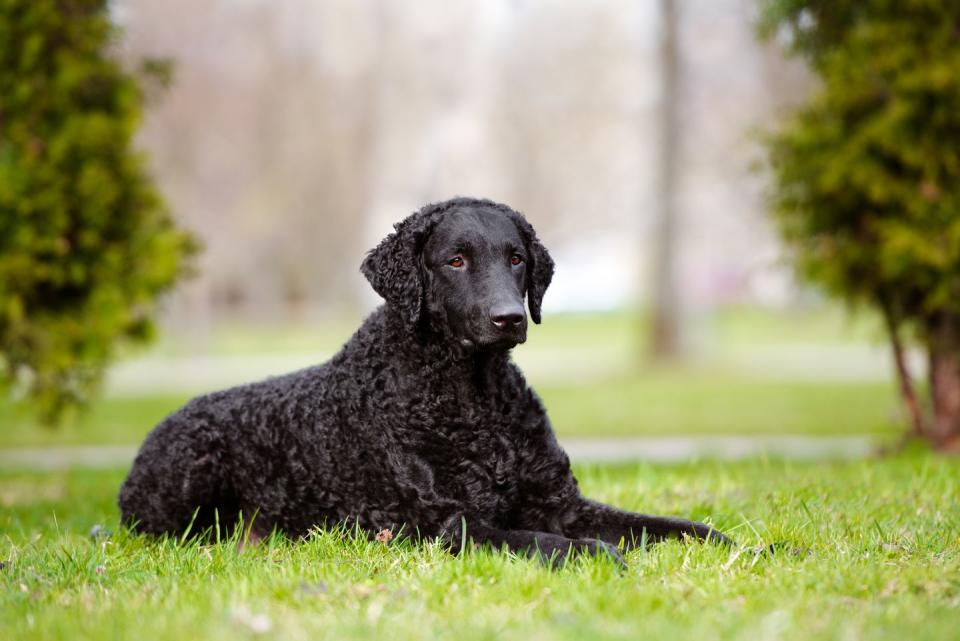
[402,397,523,518]
[436,422,520,519]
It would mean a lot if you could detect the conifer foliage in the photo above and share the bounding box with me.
[760,1,960,448]
[0,0,196,421]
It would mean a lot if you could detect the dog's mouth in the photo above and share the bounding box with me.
[439,300,528,352]
[460,326,528,351]
[460,337,525,351]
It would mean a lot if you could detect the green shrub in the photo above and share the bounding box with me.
[759,0,960,446]
[0,0,196,422]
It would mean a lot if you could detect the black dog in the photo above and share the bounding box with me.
[119,197,730,564]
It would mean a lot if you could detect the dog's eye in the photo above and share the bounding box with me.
[449,256,465,268]
[510,254,524,266]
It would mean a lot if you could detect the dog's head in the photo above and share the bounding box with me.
[361,197,554,350]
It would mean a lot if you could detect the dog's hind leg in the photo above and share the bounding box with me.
[561,497,733,548]
[447,520,625,568]
[119,416,234,539]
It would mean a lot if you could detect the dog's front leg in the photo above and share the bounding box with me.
[562,497,733,548]
[447,520,624,567]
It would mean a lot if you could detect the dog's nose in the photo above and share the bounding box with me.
[490,303,525,329]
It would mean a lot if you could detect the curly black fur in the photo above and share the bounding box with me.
[119,197,730,565]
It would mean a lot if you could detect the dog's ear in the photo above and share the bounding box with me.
[510,213,554,324]
[361,212,435,328]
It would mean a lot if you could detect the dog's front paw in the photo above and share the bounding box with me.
[529,536,626,569]
[577,538,627,569]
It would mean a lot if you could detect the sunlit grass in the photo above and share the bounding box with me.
[2,455,958,641]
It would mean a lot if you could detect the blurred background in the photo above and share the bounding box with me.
[2,0,904,453]
[125,0,808,321]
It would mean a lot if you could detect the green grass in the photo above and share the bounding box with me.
[540,374,898,437]
[0,306,901,447]
[2,455,959,641]
[0,396,188,448]
[0,375,898,448]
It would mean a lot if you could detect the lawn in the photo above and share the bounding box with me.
[0,376,898,448]
[0,307,902,447]
[0,306,930,638]
[2,454,958,641]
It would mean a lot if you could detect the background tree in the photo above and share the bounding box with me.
[0,0,196,422]
[650,0,682,361]
[759,0,960,448]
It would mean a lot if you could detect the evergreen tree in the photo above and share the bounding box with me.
[760,0,960,448]
[0,0,196,422]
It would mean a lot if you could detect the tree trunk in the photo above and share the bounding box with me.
[880,301,927,438]
[650,0,681,361]
[928,313,960,449]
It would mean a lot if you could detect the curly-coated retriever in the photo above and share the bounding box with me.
[119,196,730,565]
